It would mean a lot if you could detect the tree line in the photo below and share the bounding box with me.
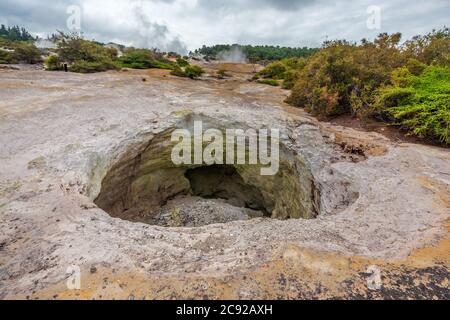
[192,44,318,63]
[0,25,41,64]
[0,25,35,42]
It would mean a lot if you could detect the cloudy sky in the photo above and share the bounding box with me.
[0,0,448,53]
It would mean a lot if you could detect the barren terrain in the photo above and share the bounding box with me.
[0,64,449,299]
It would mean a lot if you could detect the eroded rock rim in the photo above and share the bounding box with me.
[93,113,360,226]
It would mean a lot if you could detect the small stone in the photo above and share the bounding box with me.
[90,266,97,274]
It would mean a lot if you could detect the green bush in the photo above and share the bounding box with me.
[170,65,205,79]
[235,28,449,145]
[52,34,178,73]
[176,57,189,67]
[257,61,287,79]
[257,79,280,86]
[0,49,14,63]
[255,57,306,89]
[184,65,205,79]
[53,32,118,73]
[282,57,307,70]
[12,43,42,63]
[0,37,15,49]
[117,49,155,69]
[281,70,299,89]
[44,55,62,70]
[151,60,175,70]
[286,43,360,117]
[374,65,450,144]
[403,27,450,66]
[0,39,41,64]
[170,65,187,77]
[57,33,117,64]
[117,49,175,70]
[286,34,408,118]
[69,60,118,73]
[406,58,426,76]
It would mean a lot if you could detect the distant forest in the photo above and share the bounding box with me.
[191,44,318,63]
[0,25,36,42]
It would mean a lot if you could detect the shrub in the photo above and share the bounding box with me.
[257,79,280,86]
[0,49,14,63]
[0,38,42,64]
[170,65,205,79]
[12,43,42,64]
[56,33,117,64]
[286,34,408,118]
[170,65,187,77]
[117,49,175,70]
[184,65,205,79]
[117,49,155,69]
[69,60,118,73]
[53,32,118,73]
[257,61,287,79]
[176,57,189,67]
[403,27,450,66]
[286,42,359,117]
[281,70,299,89]
[241,28,449,145]
[53,34,178,73]
[374,65,450,145]
[282,57,307,70]
[151,60,175,70]
[255,57,306,89]
[406,58,426,76]
[44,55,62,70]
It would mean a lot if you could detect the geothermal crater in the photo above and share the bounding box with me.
[94,117,330,227]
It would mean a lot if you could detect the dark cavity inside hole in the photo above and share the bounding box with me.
[185,165,271,216]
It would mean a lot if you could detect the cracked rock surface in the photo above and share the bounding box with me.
[0,67,449,299]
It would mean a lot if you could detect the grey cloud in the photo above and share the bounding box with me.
[0,0,188,53]
[195,0,315,13]
[0,0,448,53]
[0,0,80,34]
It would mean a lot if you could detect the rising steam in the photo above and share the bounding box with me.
[217,45,248,63]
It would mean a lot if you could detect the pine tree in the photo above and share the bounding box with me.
[8,26,21,41]
[0,24,7,37]
[0,25,34,42]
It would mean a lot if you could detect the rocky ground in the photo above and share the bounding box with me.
[0,63,449,299]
